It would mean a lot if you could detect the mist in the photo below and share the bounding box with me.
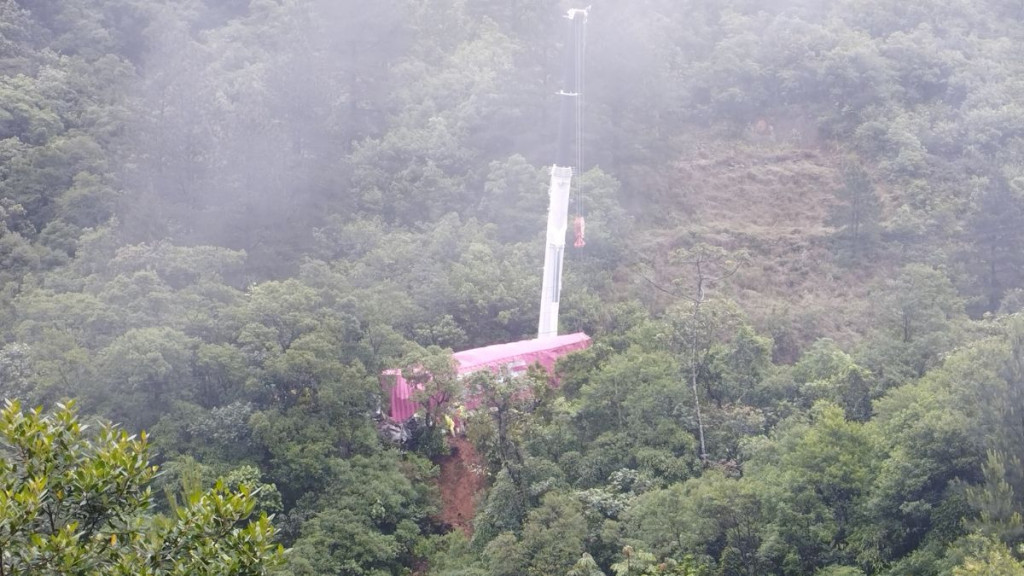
[3,0,1024,574]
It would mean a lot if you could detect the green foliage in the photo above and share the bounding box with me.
[568,553,607,576]
[967,175,1024,313]
[570,346,698,483]
[964,451,1024,545]
[859,264,965,391]
[624,471,761,572]
[97,326,197,428]
[0,400,282,574]
[474,470,528,545]
[483,531,526,576]
[828,163,881,263]
[401,346,460,432]
[285,452,437,576]
[518,492,588,576]
[417,531,488,576]
[791,340,873,420]
[814,567,864,576]
[477,155,545,243]
[609,546,705,576]
[13,3,1024,576]
[952,536,1024,576]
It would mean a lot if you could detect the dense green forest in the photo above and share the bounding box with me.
[4,0,1024,574]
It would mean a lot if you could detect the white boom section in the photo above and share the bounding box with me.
[538,165,573,339]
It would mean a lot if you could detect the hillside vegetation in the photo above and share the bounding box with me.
[4,0,1024,575]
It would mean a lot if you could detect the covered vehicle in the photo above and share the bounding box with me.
[382,332,591,423]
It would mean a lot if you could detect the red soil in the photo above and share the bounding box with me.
[436,435,488,536]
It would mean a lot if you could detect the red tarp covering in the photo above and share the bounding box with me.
[383,332,591,423]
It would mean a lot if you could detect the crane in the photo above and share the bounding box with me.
[380,8,593,435]
[538,6,588,340]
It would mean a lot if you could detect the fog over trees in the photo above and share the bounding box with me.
[4,0,1024,574]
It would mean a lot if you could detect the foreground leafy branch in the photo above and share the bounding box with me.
[0,400,283,575]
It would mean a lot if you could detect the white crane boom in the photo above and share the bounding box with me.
[538,7,587,340]
[538,165,572,339]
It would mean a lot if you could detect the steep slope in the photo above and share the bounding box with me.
[436,435,488,536]
[635,138,885,359]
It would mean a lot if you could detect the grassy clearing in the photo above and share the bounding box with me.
[628,137,889,359]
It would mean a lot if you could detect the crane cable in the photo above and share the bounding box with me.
[572,10,588,249]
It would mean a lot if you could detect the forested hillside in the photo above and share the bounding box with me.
[4,0,1024,574]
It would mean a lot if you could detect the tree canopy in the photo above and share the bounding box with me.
[0,400,282,575]
[5,0,1024,575]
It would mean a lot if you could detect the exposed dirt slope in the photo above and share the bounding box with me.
[436,435,488,536]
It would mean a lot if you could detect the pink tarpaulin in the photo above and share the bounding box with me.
[382,332,591,423]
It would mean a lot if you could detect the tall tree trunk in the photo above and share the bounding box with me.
[692,263,708,464]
